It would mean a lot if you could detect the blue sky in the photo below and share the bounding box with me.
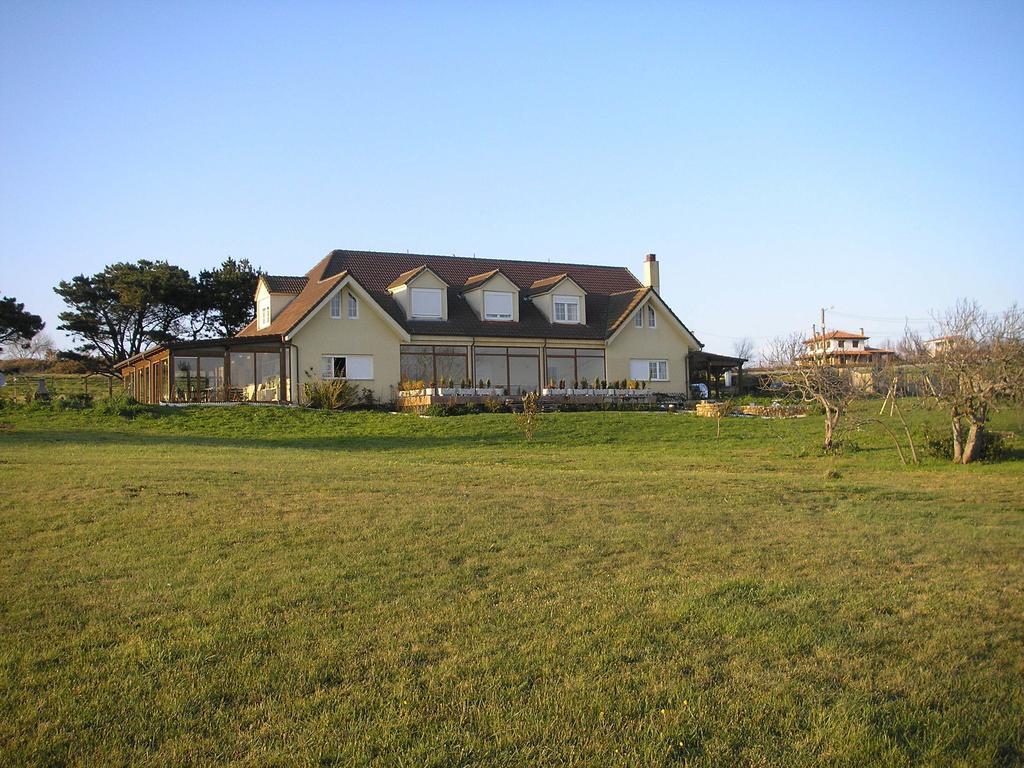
[2,1,1022,356]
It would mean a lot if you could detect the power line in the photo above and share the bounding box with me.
[831,310,931,324]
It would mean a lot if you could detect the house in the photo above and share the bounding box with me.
[924,336,958,356]
[799,328,896,367]
[116,250,704,404]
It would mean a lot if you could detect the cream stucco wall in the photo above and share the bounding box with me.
[289,284,405,404]
[532,278,587,325]
[605,298,697,393]
[463,273,521,322]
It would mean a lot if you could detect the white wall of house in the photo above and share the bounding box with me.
[605,298,697,393]
[289,284,405,404]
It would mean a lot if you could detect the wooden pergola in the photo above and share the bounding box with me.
[115,334,292,405]
[688,351,747,399]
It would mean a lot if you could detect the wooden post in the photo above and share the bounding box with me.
[223,349,231,402]
[279,346,287,403]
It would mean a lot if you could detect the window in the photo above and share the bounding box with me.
[647,306,656,328]
[553,295,580,323]
[474,346,540,394]
[545,348,605,386]
[400,345,468,385]
[629,359,668,381]
[348,293,358,319]
[852,340,859,348]
[321,355,374,380]
[483,291,514,321]
[838,340,845,349]
[634,310,643,327]
[411,288,443,319]
[258,299,271,328]
[330,294,341,319]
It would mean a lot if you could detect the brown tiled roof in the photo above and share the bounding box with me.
[523,273,570,296]
[263,275,308,294]
[239,249,700,344]
[804,329,868,343]
[463,268,504,290]
[606,287,651,332]
[238,254,348,337]
[386,265,434,290]
[318,249,647,340]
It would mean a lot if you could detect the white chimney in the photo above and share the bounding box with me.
[642,253,660,292]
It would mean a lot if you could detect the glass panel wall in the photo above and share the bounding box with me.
[400,345,468,386]
[473,347,508,388]
[473,347,540,393]
[199,357,224,400]
[256,353,281,401]
[174,356,199,402]
[230,352,255,400]
[545,348,605,387]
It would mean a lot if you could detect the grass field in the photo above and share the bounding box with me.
[1,400,1022,766]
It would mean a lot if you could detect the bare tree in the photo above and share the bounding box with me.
[763,332,858,452]
[904,300,1024,464]
[733,337,755,361]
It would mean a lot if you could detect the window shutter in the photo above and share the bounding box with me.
[321,356,333,379]
[346,355,374,380]
[629,359,648,380]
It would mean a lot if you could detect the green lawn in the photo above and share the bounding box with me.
[1,402,1022,767]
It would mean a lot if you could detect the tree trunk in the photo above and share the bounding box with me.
[951,415,964,463]
[823,410,835,452]
[961,422,985,464]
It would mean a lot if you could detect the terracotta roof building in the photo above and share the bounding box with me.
[117,249,707,405]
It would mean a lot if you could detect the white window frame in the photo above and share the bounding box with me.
[483,290,514,321]
[320,354,374,381]
[647,306,656,328]
[634,310,643,327]
[347,293,358,319]
[258,298,271,328]
[649,360,668,381]
[330,294,341,319]
[553,295,580,324]
[411,288,443,319]
[629,358,668,381]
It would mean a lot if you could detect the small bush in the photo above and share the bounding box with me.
[60,392,94,410]
[303,379,364,410]
[96,393,147,418]
[514,392,540,441]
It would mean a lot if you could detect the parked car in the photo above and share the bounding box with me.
[689,383,709,399]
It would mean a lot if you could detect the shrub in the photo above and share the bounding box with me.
[482,396,506,413]
[514,392,540,441]
[96,393,147,418]
[60,392,94,409]
[303,379,364,410]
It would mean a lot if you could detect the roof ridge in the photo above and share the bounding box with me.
[326,248,640,274]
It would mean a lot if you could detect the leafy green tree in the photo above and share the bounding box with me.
[54,260,195,366]
[196,257,259,337]
[0,295,45,347]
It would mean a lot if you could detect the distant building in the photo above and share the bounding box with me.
[799,328,896,367]
[924,336,959,356]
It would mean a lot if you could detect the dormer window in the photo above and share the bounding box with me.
[411,288,443,319]
[647,306,656,328]
[258,298,271,329]
[484,291,514,321]
[554,295,580,324]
